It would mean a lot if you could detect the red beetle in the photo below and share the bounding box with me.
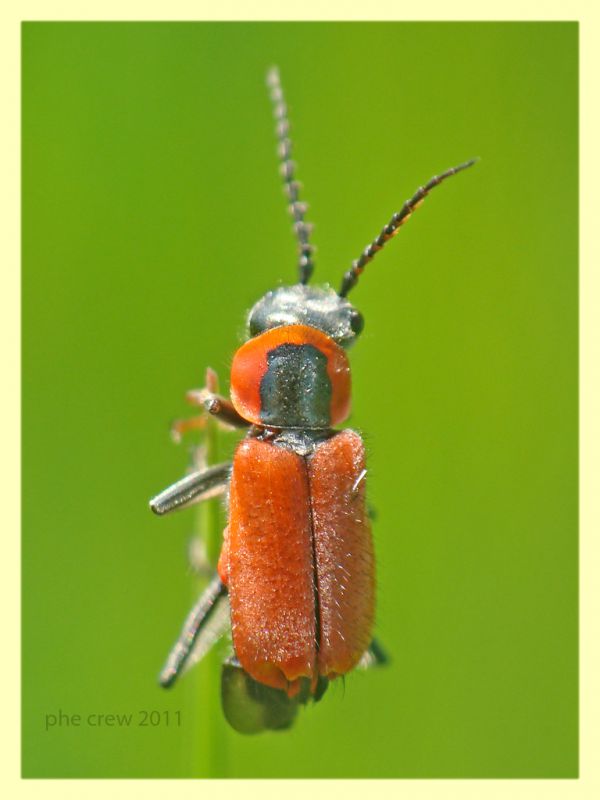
[150,67,476,733]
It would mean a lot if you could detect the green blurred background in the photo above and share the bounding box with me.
[22,22,578,778]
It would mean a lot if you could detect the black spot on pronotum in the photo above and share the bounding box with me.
[259,343,332,428]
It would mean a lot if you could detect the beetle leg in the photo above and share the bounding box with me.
[149,462,231,516]
[357,638,390,670]
[159,575,229,687]
[185,387,250,429]
[170,414,207,442]
[170,389,249,441]
[367,638,389,666]
[171,367,250,441]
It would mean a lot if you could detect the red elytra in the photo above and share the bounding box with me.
[218,427,374,697]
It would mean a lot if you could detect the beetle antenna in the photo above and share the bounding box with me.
[267,66,315,285]
[338,158,478,297]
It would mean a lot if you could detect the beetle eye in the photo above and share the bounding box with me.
[349,309,364,335]
[248,316,259,337]
[248,309,264,338]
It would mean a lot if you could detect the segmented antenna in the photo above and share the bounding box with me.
[267,66,315,285]
[339,158,478,297]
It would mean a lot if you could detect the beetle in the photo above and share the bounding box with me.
[150,67,476,734]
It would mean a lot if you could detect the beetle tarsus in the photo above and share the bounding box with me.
[158,576,228,687]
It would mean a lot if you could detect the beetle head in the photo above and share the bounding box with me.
[247,284,364,348]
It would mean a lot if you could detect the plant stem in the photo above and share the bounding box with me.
[188,370,227,777]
